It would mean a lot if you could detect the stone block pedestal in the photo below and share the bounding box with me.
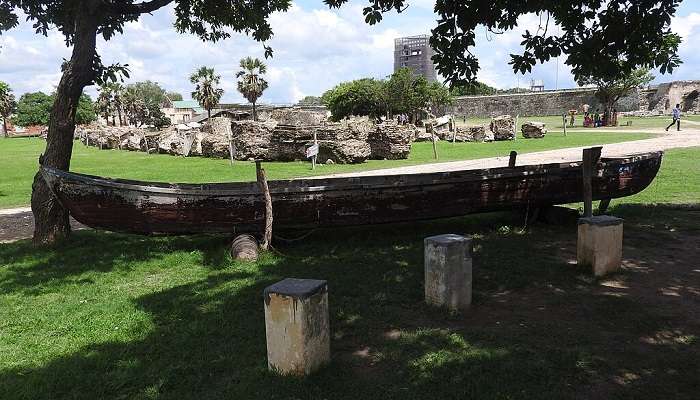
[424,234,473,312]
[263,278,330,375]
[577,216,624,277]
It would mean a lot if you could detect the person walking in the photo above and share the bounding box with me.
[666,104,681,131]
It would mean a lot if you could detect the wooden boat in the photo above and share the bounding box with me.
[40,151,663,235]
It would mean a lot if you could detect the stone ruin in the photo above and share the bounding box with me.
[429,114,515,143]
[521,122,547,139]
[75,108,419,165]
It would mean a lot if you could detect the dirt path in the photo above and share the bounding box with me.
[0,210,85,243]
[317,127,700,178]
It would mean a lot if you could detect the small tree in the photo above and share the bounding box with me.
[236,57,268,121]
[12,92,53,127]
[166,92,184,102]
[96,86,113,125]
[75,94,97,125]
[450,81,497,96]
[297,96,322,106]
[190,66,224,120]
[583,68,655,118]
[322,78,387,121]
[0,82,17,137]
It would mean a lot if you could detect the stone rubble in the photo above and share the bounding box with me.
[75,109,523,165]
[489,115,516,141]
[521,122,547,139]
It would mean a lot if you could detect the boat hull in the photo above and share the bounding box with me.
[41,152,663,235]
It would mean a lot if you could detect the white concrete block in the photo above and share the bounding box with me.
[577,216,624,277]
[263,278,330,375]
[424,234,473,312]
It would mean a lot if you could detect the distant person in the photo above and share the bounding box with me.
[666,104,681,131]
[593,109,601,127]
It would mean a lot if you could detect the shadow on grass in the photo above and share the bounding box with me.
[0,204,698,399]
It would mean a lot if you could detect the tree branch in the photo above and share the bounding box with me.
[104,0,173,15]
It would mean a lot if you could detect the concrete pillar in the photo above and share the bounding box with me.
[577,216,624,277]
[263,278,330,376]
[424,234,473,312]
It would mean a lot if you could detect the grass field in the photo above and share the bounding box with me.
[0,147,698,399]
[0,128,654,208]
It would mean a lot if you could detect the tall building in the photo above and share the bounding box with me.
[394,35,438,82]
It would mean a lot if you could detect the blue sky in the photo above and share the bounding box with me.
[1,1,700,104]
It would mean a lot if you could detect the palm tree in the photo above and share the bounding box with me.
[121,86,139,126]
[109,83,125,126]
[0,81,17,137]
[189,66,224,120]
[96,84,116,125]
[236,57,268,121]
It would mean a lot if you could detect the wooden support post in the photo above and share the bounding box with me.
[312,131,317,170]
[264,278,330,375]
[256,160,273,250]
[508,151,517,168]
[582,147,602,218]
[563,114,567,136]
[430,126,438,160]
[227,130,235,166]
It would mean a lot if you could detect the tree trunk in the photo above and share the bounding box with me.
[2,117,7,138]
[252,101,257,122]
[31,13,100,245]
[117,107,123,126]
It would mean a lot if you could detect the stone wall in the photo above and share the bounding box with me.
[638,80,700,114]
[448,88,638,117]
[447,80,700,117]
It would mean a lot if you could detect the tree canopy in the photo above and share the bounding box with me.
[13,92,95,126]
[450,82,498,96]
[166,92,184,102]
[236,57,269,121]
[190,66,224,119]
[583,68,655,112]
[322,69,451,121]
[0,81,16,135]
[297,96,322,106]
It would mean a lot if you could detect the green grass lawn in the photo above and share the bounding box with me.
[0,129,653,208]
[0,148,698,399]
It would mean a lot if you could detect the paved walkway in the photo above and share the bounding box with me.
[315,127,700,178]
